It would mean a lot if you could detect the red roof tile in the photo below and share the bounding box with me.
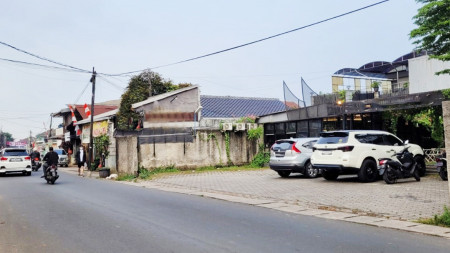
[73,104,118,119]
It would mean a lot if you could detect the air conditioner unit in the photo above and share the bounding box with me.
[235,123,246,131]
[222,123,233,131]
[247,123,258,130]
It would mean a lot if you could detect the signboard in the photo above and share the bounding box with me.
[81,120,109,144]
[6,141,27,147]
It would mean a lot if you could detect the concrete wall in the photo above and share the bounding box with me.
[116,130,259,173]
[442,101,450,193]
[409,55,450,94]
[116,136,138,174]
[142,88,199,129]
[139,130,258,169]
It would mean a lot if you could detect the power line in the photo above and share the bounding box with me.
[0,41,90,73]
[104,0,389,76]
[0,57,90,73]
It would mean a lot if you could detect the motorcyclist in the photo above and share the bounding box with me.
[30,148,41,161]
[41,147,59,178]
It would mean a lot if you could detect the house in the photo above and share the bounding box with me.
[77,109,118,170]
[115,86,286,174]
[52,102,118,164]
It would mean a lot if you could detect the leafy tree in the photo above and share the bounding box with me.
[2,132,13,141]
[116,71,192,130]
[410,0,450,75]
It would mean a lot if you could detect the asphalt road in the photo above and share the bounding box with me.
[1,171,450,253]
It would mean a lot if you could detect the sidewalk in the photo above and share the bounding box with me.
[59,165,99,178]
[61,166,450,238]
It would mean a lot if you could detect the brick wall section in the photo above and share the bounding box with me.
[442,101,450,194]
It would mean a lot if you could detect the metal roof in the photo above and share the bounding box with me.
[200,95,285,118]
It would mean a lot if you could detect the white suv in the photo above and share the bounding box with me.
[310,130,425,182]
[0,148,32,176]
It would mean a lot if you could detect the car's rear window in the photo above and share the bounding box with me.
[272,140,294,151]
[3,149,29,156]
[317,132,349,144]
[55,150,66,155]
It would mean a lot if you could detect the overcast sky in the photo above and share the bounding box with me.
[0,0,421,139]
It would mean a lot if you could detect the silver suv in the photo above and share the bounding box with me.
[269,138,319,178]
[310,130,425,182]
[54,149,69,167]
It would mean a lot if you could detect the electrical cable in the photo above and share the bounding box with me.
[103,0,389,76]
[0,41,90,73]
[0,57,89,73]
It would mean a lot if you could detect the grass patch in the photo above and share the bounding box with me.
[117,174,136,181]
[417,206,450,227]
[116,164,268,181]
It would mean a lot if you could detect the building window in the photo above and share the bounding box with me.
[296,121,308,137]
[309,120,322,137]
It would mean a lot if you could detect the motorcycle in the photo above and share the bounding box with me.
[378,145,420,184]
[31,157,41,171]
[43,163,59,184]
[436,152,447,181]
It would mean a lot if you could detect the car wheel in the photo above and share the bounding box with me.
[439,168,448,181]
[322,170,339,180]
[414,156,426,177]
[358,159,378,182]
[304,161,319,178]
[277,171,291,178]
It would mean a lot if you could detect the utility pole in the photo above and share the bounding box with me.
[88,67,96,171]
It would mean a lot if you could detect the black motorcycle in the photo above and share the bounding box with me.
[436,152,447,181]
[32,157,41,171]
[43,163,59,184]
[378,146,420,184]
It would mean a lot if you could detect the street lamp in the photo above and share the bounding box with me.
[337,99,346,130]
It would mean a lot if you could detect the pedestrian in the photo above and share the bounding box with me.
[75,146,87,177]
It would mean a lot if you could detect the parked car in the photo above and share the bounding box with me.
[54,149,69,167]
[0,148,32,176]
[310,130,425,182]
[269,138,319,178]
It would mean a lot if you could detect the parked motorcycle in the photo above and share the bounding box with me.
[378,145,420,184]
[436,152,447,181]
[43,163,59,184]
[32,157,41,171]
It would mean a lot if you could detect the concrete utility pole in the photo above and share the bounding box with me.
[88,67,96,171]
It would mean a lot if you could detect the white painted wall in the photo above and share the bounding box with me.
[409,55,450,94]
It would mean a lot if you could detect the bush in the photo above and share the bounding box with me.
[418,206,450,227]
[250,151,270,168]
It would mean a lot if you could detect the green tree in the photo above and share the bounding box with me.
[116,71,192,130]
[410,0,450,75]
[3,132,13,141]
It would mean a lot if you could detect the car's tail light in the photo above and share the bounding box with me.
[337,146,354,152]
[0,157,7,161]
[436,157,442,162]
[34,157,39,161]
[379,160,387,166]
[292,143,301,153]
[25,156,31,160]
